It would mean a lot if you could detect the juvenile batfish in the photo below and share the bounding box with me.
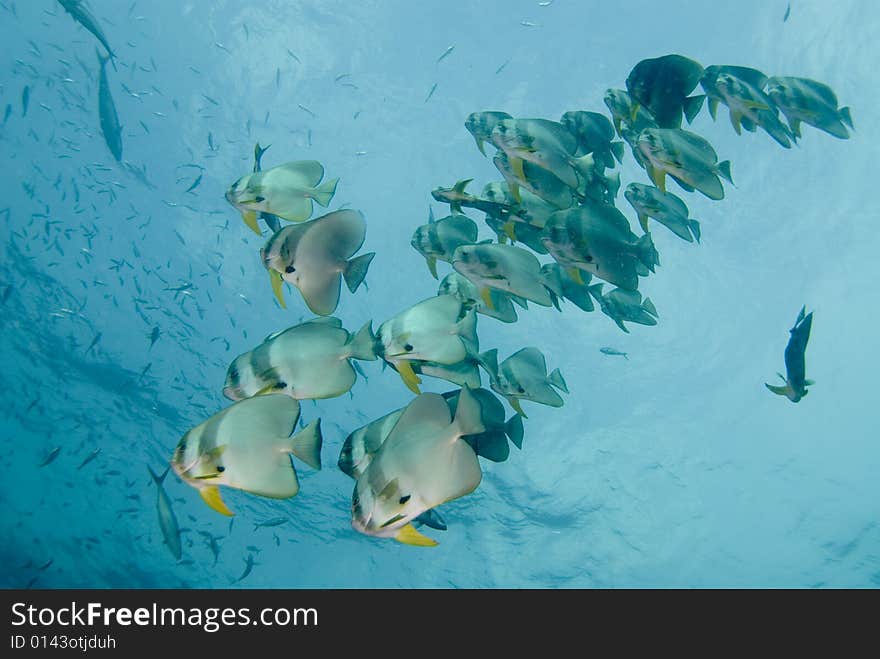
[540,263,594,312]
[225,161,339,234]
[637,128,732,200]
[438,271,521,324]
[378,295,479,393]
[626,54,706,128]
[765,76,853,140]
[480,347,568,417]
[701,66,793,148]
[171,394,322,516]
[351,388,486,546]
[224,317,376,401]
[624,183,700,243]
[452,242,556,307]
[559,110,624,167]
[261,209,374,315]
[410,210,478,278]
[464,111,513,156]
[589,284,658,333]
[148,466,182,560]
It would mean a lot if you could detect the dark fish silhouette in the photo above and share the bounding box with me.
[39,447,61,467]
[57,0,115,59]
[21,86,30,117]
[148,466,182,560]
[96,49,122,161]
[766,306,814,402]
[626,54,706,128]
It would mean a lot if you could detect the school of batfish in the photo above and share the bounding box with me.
[160,53,846,547]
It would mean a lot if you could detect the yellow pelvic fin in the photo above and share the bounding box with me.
[396,360,422,394]
[480,287,496,310]
[649,167,666,193]
[510,156,526,183]
[630,103,641,122]
[502,220,518,242]
[426,256,438,279]
[269,269,286,308]
[509,397,528,419]
[241,210,261,236]
[743,99,770,111]
[199,485,234,516]
[567,267,585,285]
[395,523,438,547]
[508,182,521,204]
[638,212,650,234]
[474,136,486,157]
[254,384,277,396]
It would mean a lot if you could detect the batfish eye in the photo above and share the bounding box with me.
[275,381,287,390]
[398,495,411,504]
[216,465,225,473]
[404,343,414,352]
[255,195,265,202]
[517,386,525,393]
[285,266,295,273]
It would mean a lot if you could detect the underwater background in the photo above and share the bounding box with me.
[0,0,877,588]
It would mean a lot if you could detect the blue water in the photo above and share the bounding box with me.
[0,0,877,588]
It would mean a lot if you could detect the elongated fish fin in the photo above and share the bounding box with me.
[794,305,806,327]
[510,156,527,182]
[414,509,447,531]
[508,397,528,418]
[269,269,286,308]
[474,135,487,156]
[452,179,472,194]
[480,286,496,310]
[548,368,568,394]
[424,255,439,279]
[453,386,486,437]
[717,160,733,184]
[148,465,169,486]
[395,523,438,547]
[352,360,368,382]
[649,164,666,193]
[840,107,853,130]
[688,219,701,243]
[347,320,377,361]
[505,414,524,449]
[588,283,604,300]
[242,210,262,235]
[635,233,660,272]
[396,360,422,394]
[804,379,815,386]
[289,419,322,470]
[683,94,705,124]
[765,382,792,397]
[708,96,719,121]
[477,348,499,378]
[611,140,625,164]
[344,252,375,293]
[638,212,650,234]
[642,297,658,317]
[312,177,338,207]
[200,486,234,516]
